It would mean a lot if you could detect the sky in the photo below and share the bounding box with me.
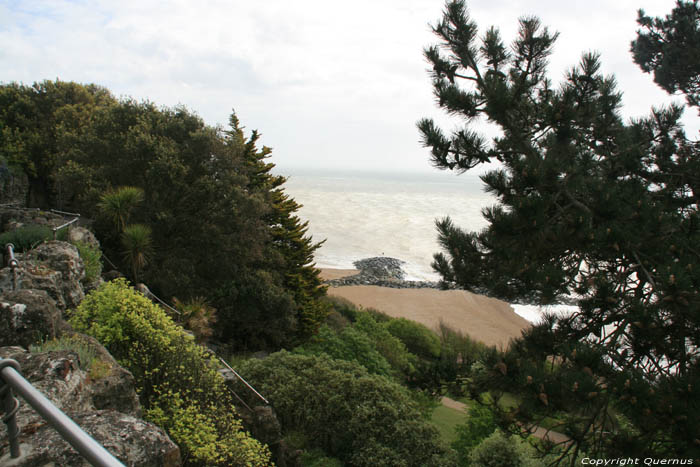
[1,0,697,174]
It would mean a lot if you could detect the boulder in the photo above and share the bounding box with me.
[0,347,180,466]
[21,241,85,310]
[0,411,181,467]
[0,290,60,348]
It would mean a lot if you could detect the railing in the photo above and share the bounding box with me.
[0,358,125,466]
[5,243,19,291]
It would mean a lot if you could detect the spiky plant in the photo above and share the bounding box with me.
[121,223,152,282]
[98,186,145,233]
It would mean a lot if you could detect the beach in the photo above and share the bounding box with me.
[320,268,530,348]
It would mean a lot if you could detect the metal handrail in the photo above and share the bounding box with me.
[52,217,80,239]
[0,358,125,466]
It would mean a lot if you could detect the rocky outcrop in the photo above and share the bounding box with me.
[0,218,181,466]
[0,290,60,349]
[0,347,180,466]
[0,347,180,467]
[325,256,453,289]
[20,241,86,310]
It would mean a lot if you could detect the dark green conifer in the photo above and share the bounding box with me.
[226,113,329,342]
[419,1,699,461]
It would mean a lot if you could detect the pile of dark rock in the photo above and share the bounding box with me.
[325,256,451,289]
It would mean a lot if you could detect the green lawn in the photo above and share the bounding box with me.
[430,404,467,444]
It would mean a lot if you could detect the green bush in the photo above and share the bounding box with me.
[236,351,452,467]
[468,431,538,467]
[69,279,271,466]
[0,224,65,252]
[73,241,102,283]
[30,335,110,380]
[296,324,393,376]
[386,317,442,360]
[452,404,498,465]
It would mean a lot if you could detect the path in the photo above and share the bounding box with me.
[440,396,570,445]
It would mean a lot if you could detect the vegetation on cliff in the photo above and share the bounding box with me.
[0,81,326,349]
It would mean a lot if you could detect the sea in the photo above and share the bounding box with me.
[279,167,577,323]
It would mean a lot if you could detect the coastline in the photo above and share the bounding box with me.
[320,267,530,348]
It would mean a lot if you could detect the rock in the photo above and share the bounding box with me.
[0,411,181,467]
[0,167,29,207]
[325,257,450,290]
[0,290,60,348]
[68,333,141,417]
[0,347,179,466]
[21,241,85,310]
[353,257,406,280]
[0,347,92,432]
[66,227,100,250]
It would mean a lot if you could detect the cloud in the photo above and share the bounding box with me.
[0,0,696,172]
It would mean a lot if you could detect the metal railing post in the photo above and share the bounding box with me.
[5,243,19,291]
[0,359,21,458]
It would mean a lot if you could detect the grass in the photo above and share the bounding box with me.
[431,404,467,444]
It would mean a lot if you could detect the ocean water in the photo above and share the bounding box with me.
[280,168,494,281]
[280,167,579,323]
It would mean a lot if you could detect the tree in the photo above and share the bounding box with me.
[419,0,699,461]
[631,0,700,109]
[236,351,452,466]
[225,112,330,343]
[98,186,145,233]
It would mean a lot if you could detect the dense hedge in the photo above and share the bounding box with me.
[69,279,271,466]
[236,351,453,467]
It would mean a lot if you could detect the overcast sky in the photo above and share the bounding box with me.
[1,0,697,173]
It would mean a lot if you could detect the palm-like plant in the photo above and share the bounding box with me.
[121,223,153,282]
[98,186,145,232]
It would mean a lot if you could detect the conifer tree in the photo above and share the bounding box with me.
[226,113,329,342]
[419,1,699,461]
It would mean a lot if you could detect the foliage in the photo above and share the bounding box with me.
[172,296,217,344]
[120,223,153,282]
[30,335,111,380]
[73,240,102,283]
[97,186,144,233]
[0,80,329,350]
[69,279,272,466]
[236,351,452,467]
[295,324,393,376]
[631,0,700,108]
[452,404,498,465]
[468,431,537,467]
[420,0,700,459]
[0,224,54,251]
[227,113,330,343]
[386,316,442,359]
[0,80,116,207]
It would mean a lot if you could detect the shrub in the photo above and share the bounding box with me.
[0,224,66,252]
[73,241,102,283]
[386,317,442,360]
[295,324,393,376]
[30,335,111,380]
[468,431,537,467]
[452,404,498,465]
[236,351,452,467]
[69,279,271,466]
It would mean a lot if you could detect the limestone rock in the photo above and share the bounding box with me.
[0,290,59,348]
[0,411,181,467]
[21,241,85,310]
[0,347,179,466]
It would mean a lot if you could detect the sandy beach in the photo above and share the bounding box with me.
[320,268,530,348]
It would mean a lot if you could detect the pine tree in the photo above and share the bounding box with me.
[226,113,329,342]
[419,1,699,461]
[631,0,700,109]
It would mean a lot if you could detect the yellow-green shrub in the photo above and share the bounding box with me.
[69,279,271,466]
